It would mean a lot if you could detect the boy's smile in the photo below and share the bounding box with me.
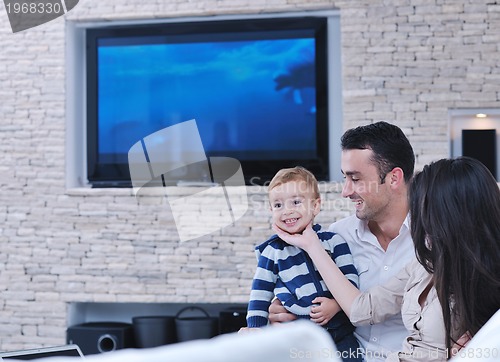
[269,180,320,235]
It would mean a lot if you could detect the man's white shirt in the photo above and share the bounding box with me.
[329,215,416,362]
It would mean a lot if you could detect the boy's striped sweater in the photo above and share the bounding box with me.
[246,224,359,328]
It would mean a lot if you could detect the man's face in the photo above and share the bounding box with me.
[269,180,320,235]
[341,149,392,221]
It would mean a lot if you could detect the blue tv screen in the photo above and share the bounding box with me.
[86,17,329,186]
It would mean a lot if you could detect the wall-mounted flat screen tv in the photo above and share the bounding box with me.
[86,16,329,187]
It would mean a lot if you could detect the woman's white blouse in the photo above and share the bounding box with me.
[350,260,448,362]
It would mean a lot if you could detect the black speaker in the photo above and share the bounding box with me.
[462,129,497,177]
[67,322,135,355]
[218,306,247,334]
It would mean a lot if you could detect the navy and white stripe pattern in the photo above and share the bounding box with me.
[246,224,359,328]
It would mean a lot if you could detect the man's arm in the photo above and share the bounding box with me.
[327,234,359,288]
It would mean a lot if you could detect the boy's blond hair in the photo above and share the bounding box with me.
[268,166,320,199]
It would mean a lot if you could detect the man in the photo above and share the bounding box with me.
[269,121,416,362]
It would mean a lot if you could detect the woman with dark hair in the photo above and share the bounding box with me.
[274,157,500,361]
[409,157,500,356]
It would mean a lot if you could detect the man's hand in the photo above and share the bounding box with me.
[268,298,297,324]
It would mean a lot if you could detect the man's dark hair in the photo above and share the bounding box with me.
[340,121,415,183]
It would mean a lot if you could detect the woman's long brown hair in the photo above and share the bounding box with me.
[409,157,500,358]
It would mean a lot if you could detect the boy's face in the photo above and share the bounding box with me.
[269,180,320,235]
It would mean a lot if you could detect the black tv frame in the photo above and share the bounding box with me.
[85,16,329,187]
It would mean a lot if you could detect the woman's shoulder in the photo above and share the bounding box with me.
[400,259,433,288]
[406,259,430,274]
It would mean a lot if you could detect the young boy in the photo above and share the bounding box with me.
[246,166,361,362]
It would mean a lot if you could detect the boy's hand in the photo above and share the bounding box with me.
[310,297,341,326]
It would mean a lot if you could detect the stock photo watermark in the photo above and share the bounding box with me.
[128,119,249,243]
[3,0,79,33]
[290,346,499,360]
[290,346,364,360]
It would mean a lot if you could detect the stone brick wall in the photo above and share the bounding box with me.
[1,0,499,351]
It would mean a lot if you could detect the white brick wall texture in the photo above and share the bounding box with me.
[0,0,499,350]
